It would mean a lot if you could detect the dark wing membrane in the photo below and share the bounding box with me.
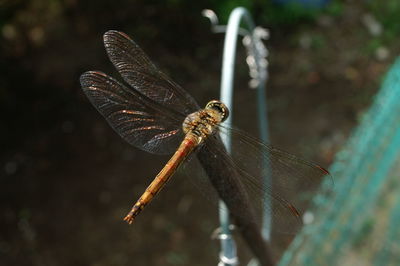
[103,30,200,116]
[210,126,332,234]
[80,71,185,155]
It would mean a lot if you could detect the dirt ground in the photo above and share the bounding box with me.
[1,1,400,265]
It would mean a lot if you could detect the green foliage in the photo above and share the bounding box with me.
[166,251,188,265]
[266,1,329,25]
[309,33,326,49]
[208,0,252,23]
[365,38,384,55]
[324,0,343,17]
[368,0,400,42]
[207,0,344,27]
[261,0,343,26]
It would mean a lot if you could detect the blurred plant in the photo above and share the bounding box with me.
[298,32,326,50]
[323,0,343,17]
[261,2,320,25]
[207,0,343,26]
[365,38,384,54]
[272,0,331,8]
[367,0,400,43]
[207,0,252,23]
[166,251,188,265]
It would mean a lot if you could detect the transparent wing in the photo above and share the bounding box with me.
[185,126,332,235]
[219,126,332,234]
[103,30,200,116]
[80,71,185,155]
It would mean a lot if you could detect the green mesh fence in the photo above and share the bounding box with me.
[279,57,400,266]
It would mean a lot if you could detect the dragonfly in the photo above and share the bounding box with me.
[80,30,331,235]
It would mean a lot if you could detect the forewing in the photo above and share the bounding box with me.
[103,30,200,116]
[80,71,185,155]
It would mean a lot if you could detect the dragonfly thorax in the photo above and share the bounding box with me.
[182,100,229,144]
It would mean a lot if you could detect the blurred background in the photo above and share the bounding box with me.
[1,0,400,265]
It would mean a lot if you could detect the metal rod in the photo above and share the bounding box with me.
[211,6,271,266]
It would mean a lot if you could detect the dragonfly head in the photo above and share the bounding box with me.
[205,100,229,123]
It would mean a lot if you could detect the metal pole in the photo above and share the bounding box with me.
[204,6,270,265]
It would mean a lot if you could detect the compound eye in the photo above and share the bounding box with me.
[205,100,229,122]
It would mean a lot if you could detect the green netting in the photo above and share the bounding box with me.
[279,57,400,266]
